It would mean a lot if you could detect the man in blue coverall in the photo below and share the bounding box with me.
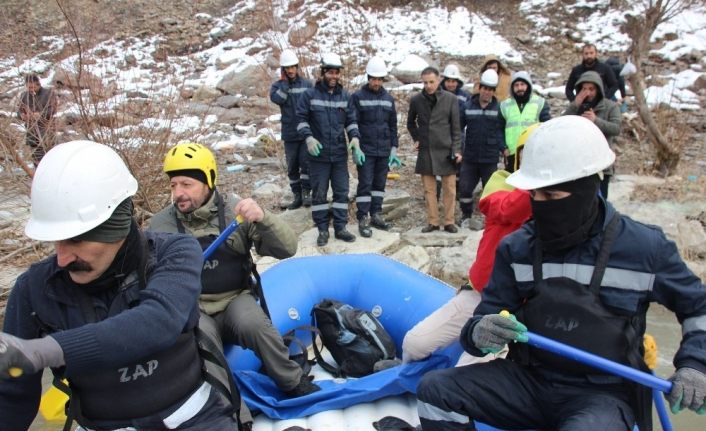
[296,53,361,246]
[350,56,400,237]
[417,116,706,431]
[270,49,314,210]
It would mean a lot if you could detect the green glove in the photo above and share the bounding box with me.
[471,313,528,354]
[350,138,365,166]
[666,367,706,414]
[305,136,322,157]
[388,147,401,168]
[0,333,65,379]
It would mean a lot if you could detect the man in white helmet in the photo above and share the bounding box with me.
[458,69,508,229]
[0,141,240,430]
[350,56,400,237]
[270,49,314,210]
[416,116,706,431]
[295,53,361,246]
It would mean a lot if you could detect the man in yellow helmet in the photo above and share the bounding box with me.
[149,142,321,399]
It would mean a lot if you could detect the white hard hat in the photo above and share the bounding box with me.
[365,56,387,78]
[442,64,462,81]
[280,49,299,67]
[480,69,499,88]
[506,116,615,190]
[321,53,343,69]
[25,140,138,241]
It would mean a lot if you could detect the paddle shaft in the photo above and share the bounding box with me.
[525,331,673,393]
[203,216,243,260]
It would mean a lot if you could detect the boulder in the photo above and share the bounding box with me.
[392,55,429,84]
[390,245,431,273]
[217,65,267,97]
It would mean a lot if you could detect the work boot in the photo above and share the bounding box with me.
[334,228,356,242]
[358,216,373,238]
[444,224,458,233]
[316,230,329,246]
[460,213,472,229]
[370,213,391,230]
[285,375,321,398]
[287,193,303,210]
[302,189,312,207]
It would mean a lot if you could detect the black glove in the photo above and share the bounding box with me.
[0,333,65,379]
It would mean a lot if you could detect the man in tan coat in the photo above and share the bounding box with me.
[472,55,512,102]
[407,67,462,233]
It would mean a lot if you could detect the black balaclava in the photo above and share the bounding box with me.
[531,174,601,252]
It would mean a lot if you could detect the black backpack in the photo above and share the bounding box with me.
[311,299,397,378]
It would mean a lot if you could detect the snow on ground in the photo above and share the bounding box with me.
[1,1,704,150]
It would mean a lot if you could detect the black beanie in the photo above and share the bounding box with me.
[73,198,134,243]
[167,169,209,187]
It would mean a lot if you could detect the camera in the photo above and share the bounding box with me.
[578,101,593,114]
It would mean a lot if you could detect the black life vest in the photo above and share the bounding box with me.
[176,191,252,295]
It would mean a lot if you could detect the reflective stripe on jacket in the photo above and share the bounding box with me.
[500,94,545,154]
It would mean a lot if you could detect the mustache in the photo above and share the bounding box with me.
[61,261,93,272]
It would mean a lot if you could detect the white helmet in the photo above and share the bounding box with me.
[280,49,299,67]
[25,140,138,241]
[365,56,387,78]
[480,69,499,88]
[442,64,462,81]
[506,116,615,190]
[321,53,343,69]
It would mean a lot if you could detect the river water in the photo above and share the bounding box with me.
[28,304,701,431]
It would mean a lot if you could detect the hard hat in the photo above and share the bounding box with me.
[321,53,343,69]
[479,69,499,88]
[365,56,387,78]
[280,49,299,67]
[442,64,462,81]
[506,116,615,190]
[25,141,138,241]
[514,123,540,171]
[163,142,217,189]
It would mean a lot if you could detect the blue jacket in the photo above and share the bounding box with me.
[461,201,706,375]
[460,94,506,163]
[270,75,313,142]
[441,80,471,123]
[0,231,203,430]
[296,80,360,162]
[351,84,398,157]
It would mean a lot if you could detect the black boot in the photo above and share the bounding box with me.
[358,216,372,238]
[370,213,391,230]
[302,189,312,207]
[316,230,329,246]
[287,192,303,210]
[334,228,356,242]
[284,375,321,398]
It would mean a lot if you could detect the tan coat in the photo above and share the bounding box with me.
[472,55,513,102]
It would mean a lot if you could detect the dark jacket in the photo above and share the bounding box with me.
[605,57,627,99]
[270,75,313,142]
[460,94,506,163]
[0,231,204,430]
[296,80,360,162]
[407,88,461,176]
[16,85,57,130]
[441,79,472,123]
[461,200,706,377]
[351,84,398,157]
[565,60,619,102]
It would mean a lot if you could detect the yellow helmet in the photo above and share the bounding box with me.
[514,123,540,172]
[163,142,217,189]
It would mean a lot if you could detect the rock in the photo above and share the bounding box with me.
[677,220,706,257]
[390,245,431,273]
[52,66,104,92]
[297,226,400,255]
[191,85,221,102]
[252,182,282,199]
[217,65,267,97]
[276,207,313,237]
[215,94,243,108]
[435,245,470,286]
[401,227,468,247]
[392,54,429,84]
[288,20,318,47]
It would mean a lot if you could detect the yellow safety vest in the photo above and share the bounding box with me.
[500,95,545,154]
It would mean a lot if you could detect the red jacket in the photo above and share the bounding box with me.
[468,170,531,291]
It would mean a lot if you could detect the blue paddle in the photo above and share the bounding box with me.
[203,215,243,259]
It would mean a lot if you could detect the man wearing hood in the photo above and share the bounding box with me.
[472,55,512,102]
[499,71,551,173]
[563,71,621,199]
[565,44,619,102]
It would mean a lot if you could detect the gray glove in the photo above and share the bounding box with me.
[305,136,322,156]
[471,313,528,354]
[0,333,65,379]
[666,367,706,414]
